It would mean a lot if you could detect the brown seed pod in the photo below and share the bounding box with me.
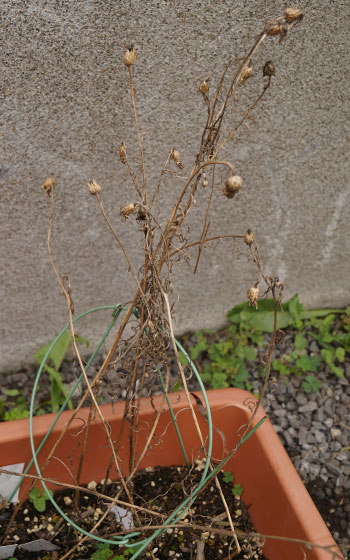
[171,148,184,169]
[123,47,137,67]
[41,175,55,196]
[120,203,136,218]
[284,7,303,23]
[87,180,102,195]
[202,179,209,188]
[240,64,253,84]
[244,229,255,246]
[247,286,259,308]
[119,142,127,163]
[263,60,275,77]
[199,80,209,94]
[224,175,243,196]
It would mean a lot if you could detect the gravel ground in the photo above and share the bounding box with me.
[1,326,349,558]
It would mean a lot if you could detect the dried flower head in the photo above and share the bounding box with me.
[41,175,55,196]
[120,203,136,218]
[240,64,253,84]
[224,175,243,198]
[123,47,137,67]
[199,80,209,94]
[202,179,209,188]
[284,7,303,23]
[87,180,102,195]
[244,229,255,246]
[247,286,259,308]
[265,20,281,36]
[171,148,184,169]
[263,60,275,77]
[119,142,127,163]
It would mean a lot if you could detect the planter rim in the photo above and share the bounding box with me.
[0,388,343,560]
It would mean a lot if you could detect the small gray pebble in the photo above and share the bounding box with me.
[323,417,333,429]
[307,433,316,444]
[277,383,287,394]
[312,421,326,431]
[296,392,308,406]
[315,409,324,422]
[336,452,349,462]
[288,426,298,438]
[299,401,318,413]
[327,461,342,475]
[283,431,294,446]
[274,408,287,417]
[308,463,321,478]
[298,426,308,445]
[314,430,326,443]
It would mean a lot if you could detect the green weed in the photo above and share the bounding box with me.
[222,471,244,497]
[91,542,141,560]
[34,331,89,413]
[29,487,53,513]
[181,295,347,393]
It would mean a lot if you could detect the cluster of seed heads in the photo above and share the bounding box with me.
[265,7,303,42]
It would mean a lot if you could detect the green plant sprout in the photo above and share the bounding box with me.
[222,471,244,497]
[91,542,141,560]
[29,487,53,513]
[34,330,89,413]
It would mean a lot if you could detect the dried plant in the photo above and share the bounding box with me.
[5,9,342,560]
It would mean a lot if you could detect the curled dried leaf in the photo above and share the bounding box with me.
[41,175,55,196]
[119,142,127,163]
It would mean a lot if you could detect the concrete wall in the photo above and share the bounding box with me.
[1,0,350,371]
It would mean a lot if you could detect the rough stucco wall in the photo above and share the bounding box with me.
[1,1,350,371]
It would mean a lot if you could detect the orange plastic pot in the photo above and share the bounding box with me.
[0,388,342,559]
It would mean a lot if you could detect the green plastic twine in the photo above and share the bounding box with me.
[26,305,214,548]
[9,305,122,504]
[24,304,264,556]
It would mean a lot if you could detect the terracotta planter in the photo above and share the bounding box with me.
[0,388,342,559]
